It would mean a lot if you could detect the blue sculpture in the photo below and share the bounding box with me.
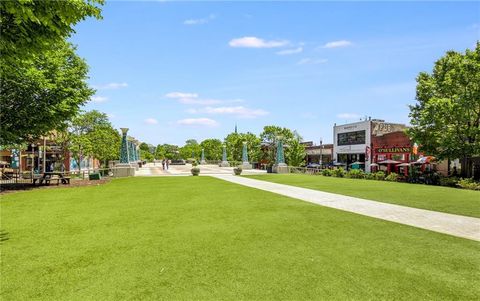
[119,128,129,163]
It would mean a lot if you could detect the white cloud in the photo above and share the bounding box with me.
[179,98,223,105]
[276,47,303,55]
[165,92,199,99]
[297,58,328,65]
[144,118,158,125]
[189,106,269,118]
[337,113,362,120]
[93,82,128,90]
[322,40,353,49]
[165,92,243,105]
[184,14,215,25]
[90,96,109,103]
[229,36,289,48]
[177,118,219,127]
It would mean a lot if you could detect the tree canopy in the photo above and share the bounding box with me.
[179,139,201,160]
[224,132,261,162]
[408,42,480,177]
[155,144,180,160]
[68,110,119,169]
[200,139,223,161]
[0,0,102,146]
[259,125,305,166]
[0,40,94,145]
[0,0,103,64]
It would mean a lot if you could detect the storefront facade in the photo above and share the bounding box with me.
[0,133,71,173]
[333,119,409,172]
[333,120,371,170]
[302,142,333,164]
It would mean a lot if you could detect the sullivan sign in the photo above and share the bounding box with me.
[375,146,411,153]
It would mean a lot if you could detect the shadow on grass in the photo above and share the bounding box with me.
[0,229,9,244]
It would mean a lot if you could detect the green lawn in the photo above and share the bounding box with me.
[245,174,480,218]
[1,177,479,300]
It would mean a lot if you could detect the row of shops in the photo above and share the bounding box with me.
[304,118,451,175]
[0,131,141,174]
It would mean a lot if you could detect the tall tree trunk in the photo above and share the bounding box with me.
[461,157,472,178]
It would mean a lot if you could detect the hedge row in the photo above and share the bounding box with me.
[316,168,480,190]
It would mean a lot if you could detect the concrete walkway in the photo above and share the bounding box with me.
[211,174,480,241]
[135,163,267,176]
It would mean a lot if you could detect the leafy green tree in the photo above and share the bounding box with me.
[408,42,480,178]
[139,142,154,162]
[86,126,120,167]
[155,144,180,160]
[68,110,118,170]
[0,0,103,64]
[0,41,94,145]
[200,139,223,161]
[259,125,305,166]
[224,132,261,162]
[286,139,306,167]
[179,139,201,160]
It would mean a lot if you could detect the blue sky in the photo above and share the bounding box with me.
[72,1,479,146]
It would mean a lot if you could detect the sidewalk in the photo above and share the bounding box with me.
[210,174,480,241]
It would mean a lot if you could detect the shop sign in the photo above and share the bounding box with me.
[375,146,411,153]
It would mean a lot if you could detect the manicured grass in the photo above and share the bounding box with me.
[245,174,480,218]
[1,177,479,300]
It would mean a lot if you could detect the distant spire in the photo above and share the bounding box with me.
[235,123,238,134]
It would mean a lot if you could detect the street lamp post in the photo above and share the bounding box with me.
[31,143,35,174]
[319,138,323,167]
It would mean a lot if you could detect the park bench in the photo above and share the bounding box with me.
[33,172,70,186]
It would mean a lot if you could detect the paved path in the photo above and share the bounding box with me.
[211,174,480,241]
[135,163,267,176]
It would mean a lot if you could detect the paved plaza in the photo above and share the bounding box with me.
[135,163,267,176]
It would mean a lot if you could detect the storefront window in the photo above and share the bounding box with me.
[337,130,366,146]
[392,154,405,161]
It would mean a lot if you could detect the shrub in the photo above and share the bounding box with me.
[321,169,332,177]
[439,176,459,187]
[385,172,399,182]
[374,171,386,181]
[332,168,346,178]
[233,167,242,175]
[191,167,200,176]
[457,178,480,190]
[347,169,365,179]
[364,172,375,180]
[424,171,441,185]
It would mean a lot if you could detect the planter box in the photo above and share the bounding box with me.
[89,173,101,180]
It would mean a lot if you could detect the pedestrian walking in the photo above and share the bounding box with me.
[166,158,170,170]
[162,159,165,170]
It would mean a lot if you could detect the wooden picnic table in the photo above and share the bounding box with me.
[33,172,70,185]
